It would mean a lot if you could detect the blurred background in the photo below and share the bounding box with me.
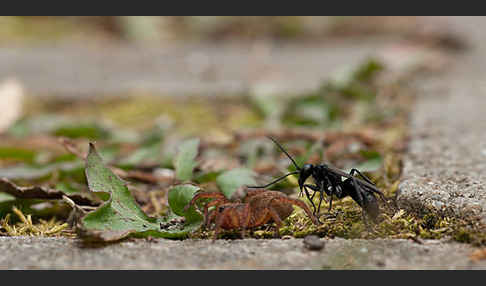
[0,16,450,44]
[0,16,462,130]
[0,16,460,96]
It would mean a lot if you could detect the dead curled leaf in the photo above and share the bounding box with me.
[0,178,100,206]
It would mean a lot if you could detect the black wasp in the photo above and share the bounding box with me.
[247,136,387,223]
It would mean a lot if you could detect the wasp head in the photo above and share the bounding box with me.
[298,164,314,196]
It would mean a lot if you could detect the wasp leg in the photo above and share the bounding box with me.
[302,184,319,215]
[349,169,375,185]
[327,182,334,213]
[317,182,327,215]
[349,168,388,207]
[349,176,368,222]
[301,185,318,215]
[304,183,330,216]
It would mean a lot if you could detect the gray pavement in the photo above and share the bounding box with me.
[0,40,387,97]
[0,237,483,270]
[397,17,486,223]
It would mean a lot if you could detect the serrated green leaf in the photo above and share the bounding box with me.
[80,143,201,242]
[216,168,256,199]
[174,138,200,181]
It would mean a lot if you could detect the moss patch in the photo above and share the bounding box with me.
[0,206,73,237]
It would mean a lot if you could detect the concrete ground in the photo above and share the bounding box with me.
[1,237,484,270]
[397,17,486,223]
[0,40,388,97]
[1,17,486,269]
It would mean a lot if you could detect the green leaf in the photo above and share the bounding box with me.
[168,184,202,223]
[216,168,256,199]
[174,138,200,181]
[118,142,162,167]
[283,93,341,127]
[80,143,200,242]
[118,125,165,168]
[194,171,222,184]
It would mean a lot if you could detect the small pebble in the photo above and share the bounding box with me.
[303,235,325,251]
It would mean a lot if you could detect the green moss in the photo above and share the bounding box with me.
[450,221,486,246]
[0,206,73,237]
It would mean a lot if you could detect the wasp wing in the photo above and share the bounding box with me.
[322,165,382,193]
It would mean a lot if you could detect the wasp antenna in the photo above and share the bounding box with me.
[247,171,299,189]
[267,136,301,171]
